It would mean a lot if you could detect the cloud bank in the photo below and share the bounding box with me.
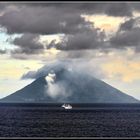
[0,2,139,59]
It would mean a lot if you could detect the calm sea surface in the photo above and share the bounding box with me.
[0,103,140,138]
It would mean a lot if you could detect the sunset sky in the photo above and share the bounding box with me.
[0,2,140,99]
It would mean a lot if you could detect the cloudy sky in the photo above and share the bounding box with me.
[0,2,140,99]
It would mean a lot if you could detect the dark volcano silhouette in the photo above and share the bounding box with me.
[0,67,139,103]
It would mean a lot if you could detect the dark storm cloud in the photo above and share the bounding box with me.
[0,4,6,10]
[0,5,89,35]
[0,2,140,56]
[110,17,140,52]
[0,3,11,10]
[23,3,133,17]
[131,3,140,12]
[0,3,19,14]
[0,2,134,35]
[119,18,135,31]
[110,29,140,47]
[0,3,109,52]
[12,33,44,54]
[47,29,106,50]
[0,3,8,17]
[105,3,132,17]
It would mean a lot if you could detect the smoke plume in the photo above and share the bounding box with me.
[44,70,72,101]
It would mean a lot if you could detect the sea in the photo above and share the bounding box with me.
[0,103,140,138]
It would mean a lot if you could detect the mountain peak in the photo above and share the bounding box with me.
[1,67,139,103]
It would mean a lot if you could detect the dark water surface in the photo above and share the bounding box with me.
[0,103,140,138]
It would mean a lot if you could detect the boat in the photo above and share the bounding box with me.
[61,104,72,109]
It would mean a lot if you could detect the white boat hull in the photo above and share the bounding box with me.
[61,104,72,109]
